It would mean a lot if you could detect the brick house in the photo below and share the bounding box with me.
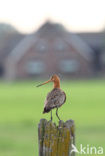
[5,21,94,80]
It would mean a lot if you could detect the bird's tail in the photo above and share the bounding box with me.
[43,107,51,114]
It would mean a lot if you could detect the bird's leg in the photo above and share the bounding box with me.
[51,110,53,121]
[56,108,60,121]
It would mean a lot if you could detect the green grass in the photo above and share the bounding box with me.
[0,80,105,156]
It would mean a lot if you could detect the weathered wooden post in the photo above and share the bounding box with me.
[38,119,75,156]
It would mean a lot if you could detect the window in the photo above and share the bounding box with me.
[54,39,68,51]
[36,40,48,53]
[26,60,45,74]
[59,59,80,73]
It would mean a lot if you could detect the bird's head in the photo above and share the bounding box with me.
[36,74,60,88]
[50,74,60,82]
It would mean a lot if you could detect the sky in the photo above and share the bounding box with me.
[0,0,105,33]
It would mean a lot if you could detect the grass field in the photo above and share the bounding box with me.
[0,79,105,156]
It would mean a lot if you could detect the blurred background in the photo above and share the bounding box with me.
[0,0,105,156]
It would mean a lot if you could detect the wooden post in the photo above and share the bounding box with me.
[38,119,75,156]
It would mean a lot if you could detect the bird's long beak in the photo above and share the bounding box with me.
[36,79,52,87]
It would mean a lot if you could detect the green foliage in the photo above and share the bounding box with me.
[0,80,105,156]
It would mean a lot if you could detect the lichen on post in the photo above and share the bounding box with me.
[38,119,75,156]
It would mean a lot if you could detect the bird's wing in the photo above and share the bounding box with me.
[44,88,66,113]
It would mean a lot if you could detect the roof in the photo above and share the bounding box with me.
[77,32,105,50]
[36,21,66,37]
[64,32,94,61]
[0,23,25,62]
[8,34,37,63]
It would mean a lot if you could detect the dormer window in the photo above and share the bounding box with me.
[59,59,80,73]
[36,40,48,53]
[54,39,68,51]
[26,60,45,75]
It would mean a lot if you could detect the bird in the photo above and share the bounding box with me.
[36,74,66,121]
